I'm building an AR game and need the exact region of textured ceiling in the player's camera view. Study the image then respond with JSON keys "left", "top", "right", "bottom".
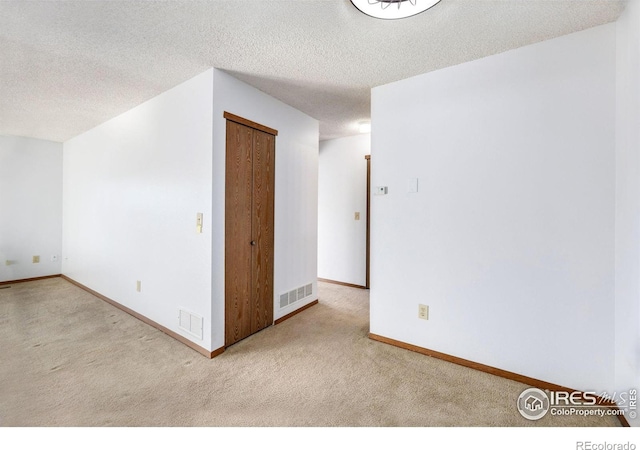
{"left": 0, "top": 0, "right": 625, "bottom": 143}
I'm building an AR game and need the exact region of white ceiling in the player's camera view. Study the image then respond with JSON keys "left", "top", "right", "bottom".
{"left": 0, "top": 0, "right": 625, "bottom": 143}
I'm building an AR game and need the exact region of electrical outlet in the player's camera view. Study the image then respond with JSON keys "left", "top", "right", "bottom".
{"left": 355, "top": 212, "right": 360, "bottom": 220}
{"left": 418, "top": 304, "right": 429, "bottom": 320}
{"left": 136, "top": 280, "right": 141, "bottom": 292}
{"left": 32, "top": 255, "right": 40, "bottom": 264}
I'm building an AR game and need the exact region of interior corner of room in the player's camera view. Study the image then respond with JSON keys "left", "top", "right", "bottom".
{"left": 1, "top": 68, "right": 320, "bottom": 357}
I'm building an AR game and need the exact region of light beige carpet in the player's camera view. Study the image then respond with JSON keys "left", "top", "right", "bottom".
{"left": 0, "top": 278, "right": 621, "bottom": 427}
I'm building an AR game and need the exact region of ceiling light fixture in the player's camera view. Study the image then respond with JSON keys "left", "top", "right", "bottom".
{"left": 351, "top": 0, "right": 442, "bottom": 20}
{"left": 358, "top": 121, "right": 371, "bottom": 133}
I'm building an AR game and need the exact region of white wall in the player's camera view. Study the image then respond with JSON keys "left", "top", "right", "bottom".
{"left": 615, "top": 0, "right": 640, "bottom": 426}
{"left": 0, "top": 136, "right": 62, "bottom": 282}
{"left": 63, "top": 70, "right": 214, "bottom": 351}
{"left": 211, "top": 69, "right": 319, "bottom": 349}
{"left": 370, "top": 24, "right": 616, "bottom": 391}
{"left": 318, "top": 134, "right": 370, "bottom": 287}
{"left": 62, "top": 67, "right": 318, "bottom": 353}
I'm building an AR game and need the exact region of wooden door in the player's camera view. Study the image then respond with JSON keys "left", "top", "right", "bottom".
{"left": 225, "top": 114, "right": 276, "bottom": 347}
{"left": 225, "top": 120, "right": 254, "bottom": 345}
{"left": 250, "top": 129, "right": 275, "bottom": 333}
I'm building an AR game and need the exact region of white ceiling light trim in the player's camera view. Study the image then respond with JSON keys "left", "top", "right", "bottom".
{"left": 359, "top": 121, "right": 371, "bottom": 133}
{"left": 351, "top": 0, "right": 442, "bottom": 20}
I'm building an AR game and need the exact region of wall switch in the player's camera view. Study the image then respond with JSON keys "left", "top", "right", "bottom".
{"left": 375, "top": 186, "right": 388, "bottom": 196}
{"left": 196, "top": 213, "right": 203, "bottom": 233}
{"left": 136, "top": 280, "right": 142, "bottom": 292}
{"left": 419, "top": 304, "right": 429, "bottom": 320}
{"left": 32, "top": 255, "right": 40, "bottom": 264}
{"left": 355, "top": 212, "right": 360, "bottom": 220}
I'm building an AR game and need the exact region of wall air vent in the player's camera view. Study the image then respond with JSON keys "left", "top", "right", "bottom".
{"left": 178, "top": 309, "right": 203, "bottom": 340}
{"left": 280, "top": 282, "right": 314, "bottom": 309}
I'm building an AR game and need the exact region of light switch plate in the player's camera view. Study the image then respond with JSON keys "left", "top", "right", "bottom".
{"left": 196, "top": 213, "right": 203, "bottom": 233}
{"left": 375, "top": 186, "right": 388, "bottom": 195}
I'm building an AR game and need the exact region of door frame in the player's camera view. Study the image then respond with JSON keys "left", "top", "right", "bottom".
{"left": 365, "top": 154, "right": 371, "bottom": 289}
{"left": 223, "top": 111, "right": 279, "bottom": 137}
